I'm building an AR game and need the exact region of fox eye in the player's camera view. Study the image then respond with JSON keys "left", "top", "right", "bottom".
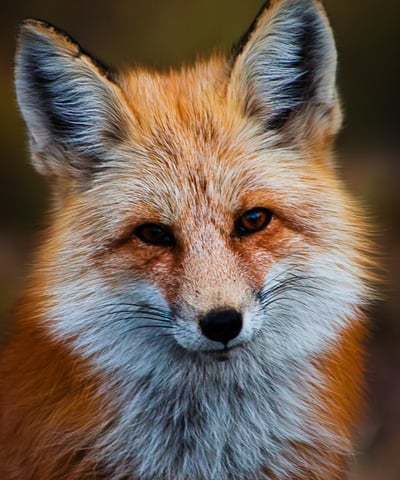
{"left": 134, "top": 223, "right": 176, "bottom": 247}
{"left": 235, "top": 208, "right": 273, "bottom": 237}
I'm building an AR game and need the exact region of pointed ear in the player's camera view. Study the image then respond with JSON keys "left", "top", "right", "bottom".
{"left": 228, "top": 0, "right": 342, "bottom": 143}
{"left": 15, "top": 20, "right": 133, "bottom": 178}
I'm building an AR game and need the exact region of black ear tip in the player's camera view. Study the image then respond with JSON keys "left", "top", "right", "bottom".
{"left": 20, "top": 18, "right": 51, "bottom": 28}
{"left": 16, "top": 20, "right": 55, "bottom": 53}
{"left": 16, "top": 20, "right": 48, "bottom": 62}
{"left": 17, "top": 18, "right": 80, "bottom": 52}
{"left": 231, "top": 1, "right": 272, "bottom": 61}
{"left": 18, "top": 19, "right": 56, "bottom": 38}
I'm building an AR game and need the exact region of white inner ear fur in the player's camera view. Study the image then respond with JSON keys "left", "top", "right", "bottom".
{"left": 14, "top": 21, "right": 134, "bottom": 177}
{"left": 228, "top": 0, "right": 341, "bottom": 136}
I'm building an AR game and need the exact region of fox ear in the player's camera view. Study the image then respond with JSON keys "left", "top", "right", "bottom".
{"left": 229, "top": 0, "right": 342, "bottom": 141}
{"left": 15, "top": 20, "right": 132, "bottom": 178}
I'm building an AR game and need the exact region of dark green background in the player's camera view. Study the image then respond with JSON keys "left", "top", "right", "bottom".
{"left": 1, "top": 1, "right": 399, "bottom": 477}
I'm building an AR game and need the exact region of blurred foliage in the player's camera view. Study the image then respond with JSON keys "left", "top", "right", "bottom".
{"left": 1, "top": 1, "right": 399, "bottom": 478}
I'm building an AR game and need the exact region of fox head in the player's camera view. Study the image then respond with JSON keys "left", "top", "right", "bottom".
{"left": 13, "top": 1, "right": 374, "bottom": 478}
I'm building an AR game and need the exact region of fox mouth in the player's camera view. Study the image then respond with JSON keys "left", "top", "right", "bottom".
{"left": 212, "top": 350, "right": 233, "bottom": 362}
{"left": 203, "top": 344, "right": 243, "bottom": 362}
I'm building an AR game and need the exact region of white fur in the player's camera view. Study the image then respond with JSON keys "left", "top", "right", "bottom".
{"left": 15, "top": 2, "right": 367, "bottom": 479}
{"left": 230, "top": 0, "right": 339, "bottom": 132}
{"left": 45, "top": 244, "right": 363, "bottom": 479}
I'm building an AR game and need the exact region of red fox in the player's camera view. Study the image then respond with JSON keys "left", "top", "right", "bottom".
{"left": 1, "top": 1, "right": 375, "bottom": 479}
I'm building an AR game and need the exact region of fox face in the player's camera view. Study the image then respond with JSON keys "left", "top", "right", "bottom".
{"left": 4, "top": 1, "right": 375, "bottom": 479}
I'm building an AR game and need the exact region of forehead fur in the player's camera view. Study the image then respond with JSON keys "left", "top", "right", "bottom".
{"left": 87, "top": 57, "right": 335, "bottom": 225}
{"left": 120, "top": 57, "right": 231, "bottom": 139}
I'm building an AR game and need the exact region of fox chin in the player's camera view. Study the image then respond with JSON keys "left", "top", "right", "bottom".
{"left": 1, "top": 1, "right": 376, "bottom": 479}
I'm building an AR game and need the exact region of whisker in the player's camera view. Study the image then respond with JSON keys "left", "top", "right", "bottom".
{"left": 94, "top": 307, "right": 170, "bottom": 316}
{"left": 91, "top": 311, "right": 172, "bottom": 323}
{"left": 263, "top": 275, "right": 319, "bottom": 293}
{"left": 107, "top": 322, "right": 176, "bottom": 337}
{"left": 153, "top": 332, "right": 177, "bottom": 340}
{"left": 124, "top": 325, "right": 175, "bottom": 338}
{"left": 260, "top": 274, "right": 323, "bottom": 297}
{"left": 94, "top": 316, "right": 174, "bottom": 329}
{"left": 258, "top": 272, "right": 328, "bottom": 314}
{"left": 92, "top": 302, "right": 171, "bottom": 316}
{"left": 260, "top": 285, "right": 324, "bottom": 305}
{"left": 129, "top": 324, "right": 175, "bottom": 330}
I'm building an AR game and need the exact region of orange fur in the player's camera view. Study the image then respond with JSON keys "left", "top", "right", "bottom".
{"left": 1, "top": 2, "right": 377, "bottom": 479}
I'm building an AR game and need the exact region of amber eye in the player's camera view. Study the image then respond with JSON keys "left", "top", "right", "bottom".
{"left": 235, "top": 208, "right": 273, "bottom": 237}
{"left": 134, "top": 223, "right": 175, "bottom": 247}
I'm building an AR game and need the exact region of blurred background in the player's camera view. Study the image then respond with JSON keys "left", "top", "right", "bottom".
{"left": 0, "top": 0, "right": 399, "bottom": 477}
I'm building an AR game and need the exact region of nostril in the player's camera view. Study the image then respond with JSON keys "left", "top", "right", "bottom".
{"left": 200, "top": 309, "right": 242, "bottom": 345}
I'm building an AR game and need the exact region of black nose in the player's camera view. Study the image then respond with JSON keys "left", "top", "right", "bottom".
{"left": 200, "top": 309, "right": 243, "bottom": 345}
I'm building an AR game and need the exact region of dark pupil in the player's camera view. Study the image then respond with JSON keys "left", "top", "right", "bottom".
{"left": 236, "top": 208, "right": 271, "bottom": 236}
{"left": 145, "top": 226, "right": 165, "bottom": 240}
{"left": 244, "top": 211, "right": 264, "bottom": 227}
{"left": 136, "top": 224, "right": 174, "bottom": 246}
